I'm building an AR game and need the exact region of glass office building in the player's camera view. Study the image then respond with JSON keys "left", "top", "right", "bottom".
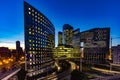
{"left": 24, "top": 1, "right": 55, "bottom": 79}
{"left": 63, "top": 24, "right": 73, "bottom": 46}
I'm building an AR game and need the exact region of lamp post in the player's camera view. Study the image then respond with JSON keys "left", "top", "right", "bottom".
{"left": 80, "top": 42, "right": 84, "bottom": 72}
{"left": 80, "top": 47, "right": 83, "bottom": 72}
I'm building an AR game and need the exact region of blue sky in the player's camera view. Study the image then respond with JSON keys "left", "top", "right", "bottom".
{"left": 0, "top": 0, "right": 120, "bottom": 49}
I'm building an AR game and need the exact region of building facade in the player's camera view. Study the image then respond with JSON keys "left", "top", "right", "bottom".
{"left": 24, "top": 1, "right": 55, "bottom": 79}
{"left": 55, "top": 25, "right": 80, "bottom": 58}
{"left": 58, "top": 31, "right": 63, "bottom": 46}
{"left": 80, "top": 28, "right": 110, "bottom": 64}
{"left": 54, "top": 45, "right": 73, "bottom": 58}
{"left": 112, "top": 45, "right": 120, "bottom": 64}
{"left": 63, "top": 24, "right": 73, "bottom": 46}
{"left": 72, "top": 29, "right": 81, "bottom": 57}
{"left": 0, "top": 47, "right": 11, "bottom": 58}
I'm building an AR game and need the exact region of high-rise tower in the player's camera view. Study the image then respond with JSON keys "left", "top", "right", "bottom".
{"left": 63, "top": 24, "right": 73, "bottom": 46}
{"left": 24, "top": 1, "right": 55, "bottom": 79}
{"left": 16, "top": 41, "right": 20, "bottom": 50}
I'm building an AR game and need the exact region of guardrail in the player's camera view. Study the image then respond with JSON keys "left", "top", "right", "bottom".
{"left": 0, "top": 68, "right": 21, "bottom": 80}
{"left": 92, "top": 74, "right": 120, "bottom": 80}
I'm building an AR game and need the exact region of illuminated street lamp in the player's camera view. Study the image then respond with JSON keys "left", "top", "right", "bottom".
{"left": 9, "top": 58, "right": 13, "bottom": 62}
{"left": 0, "top": 61, "right": 3, "bottom": 65}
{"left": 80, "top": 42, "right": 84, "bottom": 72}
{"left": 3, "top": 59, "right": 9, "bottom": 64}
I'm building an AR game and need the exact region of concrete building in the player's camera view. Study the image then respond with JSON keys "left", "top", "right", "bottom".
{"left": 80, "top": 28, "right": 110, "bottom": 64}
{"left": 112, "top": 45, "right": 120, "bottom": 64}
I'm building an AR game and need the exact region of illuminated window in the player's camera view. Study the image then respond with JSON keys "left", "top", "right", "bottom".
{"left": 29, "top": 40, "right": 31, "bottom": 42}
{"left": 33, "top": 62, "right": 35, "bottom": 64}
{"left": 30, "top": 62, "right": 32, "bottom": 65}
{"left": 30, "top": 59, "right": 32, "bottom": 61}
{"left": 32, "top": 9, "right": 34, "bottom": 12}
{"left": 29, "top": 32, "right": 31, "bottom": 34}
{"left": 28, "top": 8, "right": 31, "bottom": 10}
{"left": 33, "top": 44, "right": 35, "bottom": 46}
{"left": 32, "top": 32, "right": 34, "bottom": 35}
{"left": 28, "top": 12, "right": 31, "bottom": 14}
{"left": 35, "top": 12, "right": 37, "bottom": 14}
{"left": 32, "top": 13, "right": 34, "bottom": 16}
{"left": 35, "top": 19, "right": 37, "bottom": 22}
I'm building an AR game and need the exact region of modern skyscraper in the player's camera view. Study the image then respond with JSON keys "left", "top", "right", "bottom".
{"left": 80, "top": 28, "right": 110, "bottom": 64}
{"left": 63, "top": 24, "right": 73, "bottom": 46}
{"left": 58, "top": 31, "right": 63, "bottom": 46}
{"left": 72, "top": 28, "right": 80, "bottom": 57}
{"left": 72, "top": 28, "right": 80, "bottom": 48}
{"left": 24, "top": 1, "right": 55, "bottom": 79}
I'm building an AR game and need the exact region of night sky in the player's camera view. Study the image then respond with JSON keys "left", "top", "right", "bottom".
{"left": 0, "top": 0, "right": 120, "bottom": 49}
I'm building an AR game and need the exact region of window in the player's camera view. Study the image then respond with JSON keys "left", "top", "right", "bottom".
{"left": 32, "top": 9, "right": 34, "bottom": 12}
{"left": 29, "top": 40, "right": 31, "bottom": 42}
{"left": 28, "top": 8, "right": 31, "bottom": 10}
{"left": 35, "top": 12, "right": 37, "bottom": 14}
{"left": 32, "top": 13, "right": 34, "bottom": 16}
{"left": 28, "top": 12, "right": 31, "bottom": 14}
{"left": 29, "top": 32, "right": 31, "bottom": 34}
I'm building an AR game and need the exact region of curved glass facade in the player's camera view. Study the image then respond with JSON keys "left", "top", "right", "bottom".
{"left": 24, "top": 1, "right": 55, "bottom": 78}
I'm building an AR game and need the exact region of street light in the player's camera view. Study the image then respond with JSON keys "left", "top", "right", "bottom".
{"left": 80, "top": 42, "right": 84, "bottom": 72}
{"left": 0, "top": 61, "right": 3, "bottom": 65}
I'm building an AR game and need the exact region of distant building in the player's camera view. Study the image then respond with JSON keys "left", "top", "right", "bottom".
{"left": 112, "top": 45, "right": 120, "bottom": 64}
{"left": 80, "top": 28, "right": 110, "bottom": 64}
{"left": 24, "top": 1, "right": 56, "bottom": 79}
{"left": 58, "top": 31, "right": 63, "bottom": 46}
{"left": 15, "top": 41, "right": 24, "bottom": 61}
{"left": 54, "top": 45, "right": 73, "bottom": 58}
{"left": 56, "top": 25, "right": 80, "bottom": 58}
{"left": 0, "top": 47, "right": 11, "bottom": 58}
{"left": 16, "top": 41, "right": 23, "bottom": 53}
{"left": 16, "top": 41, "right": 20, "bottom": 50}
{"left": 63, "top": 24, "right": 73, "bottom": 46}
